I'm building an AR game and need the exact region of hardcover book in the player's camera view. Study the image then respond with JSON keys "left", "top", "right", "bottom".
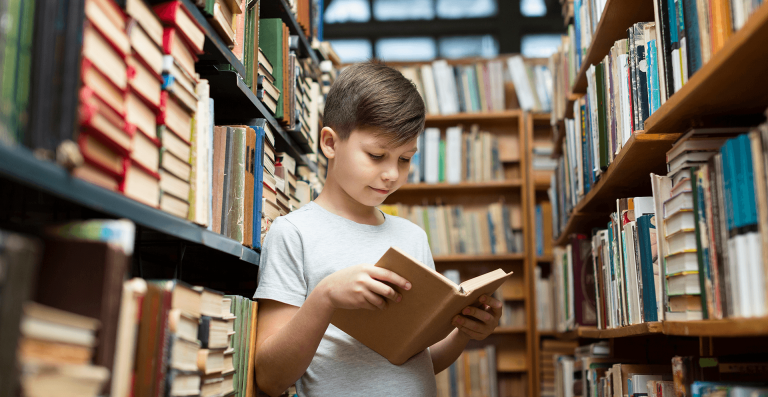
{"left": 330, "top": 247, "right": 513, "bottom": 365}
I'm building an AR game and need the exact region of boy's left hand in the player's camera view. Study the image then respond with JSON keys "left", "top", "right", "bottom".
{"left": 452, "top": 294, "right": 503, "bottom": 341}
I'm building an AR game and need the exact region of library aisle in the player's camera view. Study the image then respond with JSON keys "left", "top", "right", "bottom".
{"left": 2, "top": 0, "right": 768, "bottom": 396}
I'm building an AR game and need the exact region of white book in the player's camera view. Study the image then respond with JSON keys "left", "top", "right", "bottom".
{"left": 619, "top": 53, "right": 633, "bottom": 143}
{"left": 667, "top": 272, "right": 701, "bottom": 295}
{"left": 445, "top": 127, "right": 462, "bottom": 184}
{"left": 192, "top": 79, "right": 210, "bottom": 227}
{"left": 665, "top": 210, "right": 695, "bottom": 236}
{"left": 671, "top": 48, "right": 683, "bottom": 92}
{"left": 419, "top": 65, "right": 440, "bottom": 115}
{"left": 506, "top": 55, "right": 535, "bottom": 111}
{"left": 665, "top": 310, "right": 703, "bottom": 321}
{"left": 666, "top": 230, "right": 697, "bottom": 255}
{"left": 664, "top": 191, "right": 694, "bottom": 217}
{"left": 432, "top": 60, "right": 459, "bottom": 115}
{"left": 747, "top": 231, "right": 766, "bottom": 317}
{"left": 634, "top": 196, "right": 655, "bottom": 217}
{"left": 734, "top": 233, "right": 754, "bottom": 317}
{"left": 665, "top": 250, "right": 699, "bottom": 275}
{"left": 624, "top": 222, "right": 642, "bottom": 325}
{"left": 424, "top": 128, "right": 441, "bottom": 184}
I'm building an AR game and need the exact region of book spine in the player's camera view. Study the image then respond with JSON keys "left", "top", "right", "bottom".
{"left": 595, "top": 63, "right": 609, "bottom": 170}
{"left": 634, "top": 24, "right": 650, "bottom": 129}
{"left": 682, "top": 0, "right": 702, "bottom": 77}
{"left": 691, "top": 167, "right": 711, "bottom": 319}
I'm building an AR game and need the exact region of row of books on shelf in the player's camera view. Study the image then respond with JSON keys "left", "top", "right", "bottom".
{"left": 551, "top": 0, "right": 764, "bottom": 125}
{"left": 553, "top": 344, "right": 768, "bottom": 397}
{"left": 540, "top": 339, "right": 580, "bottom": 397}
{"left": 0, "top": 220, "right": 264, "bottom": 397}
{"left": 379, "top": 202, "right": 525, "bottom": 257}
{"left": 435, "top": 346, "right": 499, "bottom": 397}
{"left": 407, "top": 125, "right": 513, "bottom": 185}
{"left": 395, "top": 55, "right": 553, "bottom": 116}
{"left": 549, "top": 125, "right": 768, "bottom": 330}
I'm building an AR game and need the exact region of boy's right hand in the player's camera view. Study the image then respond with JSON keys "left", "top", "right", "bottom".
{"left": 317, "top": 264, "right": 412, "bottom": 311}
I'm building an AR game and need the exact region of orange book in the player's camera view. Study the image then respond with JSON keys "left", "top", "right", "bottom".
{"left": 330, "top": 247, "right": 512, "bottom": 365}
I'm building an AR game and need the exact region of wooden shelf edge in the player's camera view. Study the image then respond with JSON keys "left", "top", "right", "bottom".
{"left": 579, "top": 322, "right": 662, "bottom": 338}
{"left": 497, "top": 367, "right": 528, "bottom": 373}
{"left": 395, "top": 180, "right": 523, "bottom": 192}
{"left": 433, "top": 254, "right": 526, "bottom": 262}
{"left": 425, "top": 110, "right": 523, "bottom": 122}
{"left": 663, "top": 316, "right": 768, "bottom": 337}
{"left": 493, "top": 327, "right": 528, "bottom": 334}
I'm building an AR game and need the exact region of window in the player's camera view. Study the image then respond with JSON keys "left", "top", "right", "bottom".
{"left": 328, "top": 39, "right": 373, "bottom": 63}
{"left": 520, "top": 0, "right": 547, "bottom": 17}
{"left": 437, "top": 0, "right": 497, "bottom": 19}
{"left": 376, "top": 37, "right": 437, "bottom": 61}
{"left": 373, "top": 0, "right": 434, "bottom": 20}
{"left": 438, "top": 35, "right": 499, "bottom": 59}
{"left": 521, "top": 34, "right": 561, "bottom": 58}
{"left": 324, "top": 0, "right": 371, "bottom": 24}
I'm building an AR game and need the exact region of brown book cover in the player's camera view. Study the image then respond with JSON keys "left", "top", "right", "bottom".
{"left": 212, "top": 126, "right": 228, "bottom": 233}
{"left": 244, "top": 302, "right": 258, "bottom": 397}
{"left": 34, "top": 239, "right": 128, "bottom": 395}
{"left": 330, "top": 247, "right": 512, "bottom": 365}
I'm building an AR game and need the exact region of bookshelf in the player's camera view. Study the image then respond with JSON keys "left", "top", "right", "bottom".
{"left": 570, "top": 0, "right": 655, "bottom": 93}
{"left": 541, "top": 1, "right": 768, "bottom": 396}
{"left": 0, "top": 0, "right": 323, "bottom": 286}
{"left": 383, "top": 101, "right": 536, "bottom": 393}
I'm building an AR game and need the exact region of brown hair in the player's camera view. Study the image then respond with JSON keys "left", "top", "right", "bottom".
{"left": 323, "top": 61, "right": 426, "bottom": 147}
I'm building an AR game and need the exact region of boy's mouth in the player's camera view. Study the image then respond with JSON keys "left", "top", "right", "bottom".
{"left": 369, "top": 187, "right": 390, "bottom": 194}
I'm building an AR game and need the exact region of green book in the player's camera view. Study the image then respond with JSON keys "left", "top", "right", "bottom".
{"left": 690, "top": 167, "right": 710, "bottom": 319}
{"left": 259, "top": 18, "right": 284, "bottom": 119}
{"left": 227, "top": 295, "right": 241, "bottom": 393}
{"left": 438, "top": 139, "right": 446, "bottom": 182}
{"left": 595, "top": 62, "right": 609, "bottom": 170}
{"left": 242, "top": 4, "right": 253, "bottom": 88}
{"left": 239, "top": 299, "right": 250, "bottom": 396}
{"left": 226, "top": 127, "right": 246, "bottom": 244}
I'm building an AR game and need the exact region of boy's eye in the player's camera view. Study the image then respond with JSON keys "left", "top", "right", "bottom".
{"left": 399, "top": 157, "right": 412, "bottom": 163}
{"left": 368, "top": 153, "right": 384, "bottom": 160}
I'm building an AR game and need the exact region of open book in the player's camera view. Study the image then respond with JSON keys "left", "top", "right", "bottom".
{"left": 330, "top": 247, "right": 513, "bottom": 365}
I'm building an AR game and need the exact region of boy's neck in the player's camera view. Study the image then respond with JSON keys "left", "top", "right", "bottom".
{"left": 313, "top": 173, "right": 385, "bottom": 226}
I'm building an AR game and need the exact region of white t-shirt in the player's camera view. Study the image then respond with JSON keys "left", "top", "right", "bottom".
{"left": 254, "top": 201, "right": 438, "bottom": 396}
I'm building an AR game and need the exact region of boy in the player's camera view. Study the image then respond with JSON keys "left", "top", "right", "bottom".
{"left": 253, "top": 61, "right": 504, "bottom": 396}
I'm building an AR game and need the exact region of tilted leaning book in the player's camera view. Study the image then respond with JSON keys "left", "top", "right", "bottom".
{"left": 330, "top": 247, "right": 513, "bottom": 365}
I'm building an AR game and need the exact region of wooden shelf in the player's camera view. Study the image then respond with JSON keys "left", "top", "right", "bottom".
{"left": 424, "top": 110, "right": 523, "bottom": 123}
{"left": 433, "top": 253, "right": 526, "bottom": 263}
{"left": 493, "top": 326, "right": 528, "bottom": 334}
{"left": 531, "top": 112, "right": 552, "bottom": 121}
{"left": 579, "top": 322, "right": 662, "bottom": 338}
{"left": 553, "top": 132, "right": 680, "bottom": 246}
{"left": 395, "top": 180, "right": 523, "bottom": 194}
{"left": 644, "top": 2, "right": 768, "bottom": 135}
{"left": 570, "top": 0, "right": 655, "bottom": 93}
{"left": 663, "top": 317, "right": 768, "bottom": 337}
{"left": 564, "top": 93, "right": 581, "bottom": 119}
{"left": 497, "top": 366, "right": 528, "bottom": 373}
{"left": 0, "top": 144, "right": 259, "bottom": 265}
{"left": 536, "top": 255, "right": 554, "bottom": 263}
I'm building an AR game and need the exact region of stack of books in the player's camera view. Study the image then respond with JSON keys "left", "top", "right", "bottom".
{"left": 435, "top": 346, "right": 498, "bottom": 397}
{"left": 652, "top": 127, "right": 768, "bottom": 321}
{"left": 379, "top": 202, "right": 525, "bottom": 256}
{"left": 532, "top": 138, "right": 557, "bottom": 185}
{"left": 200, "top": 0, "right": 242, "bottom": 47}
{"left": 223, "top": 294, "right": 258, "bottom": 397}
{"left": 75, "top": 0, "right": 141, "bottom": 195}
{"left": 153, "top": 1, "right": 206, "bottom": 219}
{"left": 396, "top": 59, "right": 509, "bottom": 116}
{"left": 409, "top": 125, "right": 509, "bottom": 185}
{"left": 16, "top": 303, "right": 110, "bottom": 397}
{"left": 256, "top": 48, "right": 281, "bottom": 114}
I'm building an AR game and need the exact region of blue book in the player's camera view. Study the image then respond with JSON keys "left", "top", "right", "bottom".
{"left": 734, "top": 136, "right": 749, "bottom": 229}
{"left": 448, "top": 362, "right": 458, "bottom": 397}
{"left": 250, "top": 120, "right": 268, "bottom": 250}
{"left": 647, "top": 39, "right": 661, "bottom": 114}
{"left": 487, "top": 211, "right": 496, "bottom": 254}
{"left": 741, "top": 134, "right": 758, "bottom": 227}
{"left": 574, "top": 0, "right": 583, "bottom": 68}
{"left": 535, "top": 205, "right": 543, "bottom": 256}
{"left": 721, "top": 140, "right": 737, "bottom": 231}
{"left": 682, "top": 0, "right": 702, "bottom": 76}
{"left": 637, "top": 214, "right": 659, "bottom": 321}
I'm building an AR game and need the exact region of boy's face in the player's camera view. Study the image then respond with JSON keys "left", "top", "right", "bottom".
{"left": 324, "top": 128, "right": 417, "bottom": 207}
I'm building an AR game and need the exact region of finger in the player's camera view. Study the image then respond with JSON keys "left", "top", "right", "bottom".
{"left": 479, "top": 294, "right": 503, "bottom": 311}
{"left": 368, "top": 267, "right": 412, "bottom": 291}
{"left": 457, "top": 325, "right": 486, "bottom": 340}
{"left": 365, "top": 279, "right": 402, "bottom": 302}
{"left": 461, "top": 306, "right": 495, "bottom": 324}
{"left": 363, "top": 290, "right": 387, "bottom": 310}
{"left": 453, "top": 315, "right": 487, "bottom": 334}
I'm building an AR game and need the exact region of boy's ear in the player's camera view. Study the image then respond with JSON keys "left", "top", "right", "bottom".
{"left": 320, "top": 127, "right": 338, "bottom": 159}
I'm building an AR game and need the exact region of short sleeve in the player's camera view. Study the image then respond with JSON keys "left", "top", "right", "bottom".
{"left": 253, "top": 217, "right": 307, "bottom": 307}
{"left": 420, "top": 228, "right": 436, "bottom": 271}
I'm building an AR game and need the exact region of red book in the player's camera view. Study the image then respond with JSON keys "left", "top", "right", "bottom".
{"left": 161, "top": 27, "right": 198, "bottom": 82}
{"left": 78, "top": 132, "right": 128, "bottom": 179}
{"left": 152, "top": 1, "right": 205, "bottom": 54}
{"left": 79, "top": 87, "right": 134, "bottom": 156}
